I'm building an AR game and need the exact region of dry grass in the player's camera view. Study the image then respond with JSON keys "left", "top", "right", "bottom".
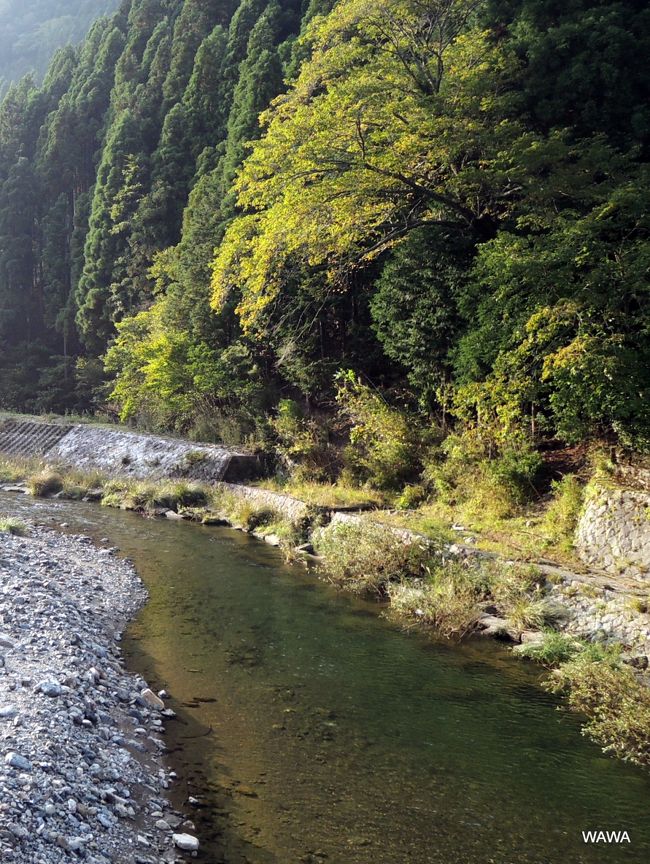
{"left": 28, "top": 470, "right": 64, "bottom": 498}
{"left": 255, "top": 478, "right": 384, "bottom": 509}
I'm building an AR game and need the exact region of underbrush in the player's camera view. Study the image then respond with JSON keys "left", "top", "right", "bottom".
{"left": 422, "top": 431, "right": 542, "bottom": 522}
{"left": 489, "top": 563, "right": 555, "bottom": 630}
{"left": 101, "top": 479, "right": 209, "bottom": 512}
{"left": 256, "top": 478, "right": 384, "bottom": 509}
{"left": 513, "top": 635, "right": 650, "bottom": 766}
{"left": 389, "top": 560, "right": 491, "bottom": 637}
{"left": 313, "top": 519, "right": 558, "bottom": 637}
{"left": 215, "top": 492, "right": 278, "bottom": 531}
{"left": 540, "top": 475, "right": 585, "bottom": 552}
{"left": 0, "top": 457, "right": 44, "bottom": 484}
{"left": 3, "top": 461, "right": 107, "bottom": 500}
{"left": 207, "top": 490, "right": 307, "bottom": 558}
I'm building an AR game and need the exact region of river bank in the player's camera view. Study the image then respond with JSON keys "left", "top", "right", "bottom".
{"left": 0, "top": 522, "right": 197, "bottom": 862}
{"left": 1, "top": 443, "right": 650, "bottom": 769}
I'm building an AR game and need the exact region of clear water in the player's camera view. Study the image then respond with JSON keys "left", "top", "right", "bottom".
{"left": 2, "top": 491, "right": 650, "bottom": 863}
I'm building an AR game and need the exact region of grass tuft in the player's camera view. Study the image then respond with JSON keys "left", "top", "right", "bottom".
{"left": 28, "top": 469, "right": 63, "bottom": 498}
{"left": 0, "top": 516, "right": 29, "bottom": 536}
{"left": 313, "top": 520, "right": 435, "bottom": 595}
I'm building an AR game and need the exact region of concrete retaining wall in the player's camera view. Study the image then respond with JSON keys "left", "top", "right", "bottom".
{"left": 0, "top": 418, "right": 262, "bottom": 483}
{"left": 215, "top": 482, "right": 311, "bottom": 523}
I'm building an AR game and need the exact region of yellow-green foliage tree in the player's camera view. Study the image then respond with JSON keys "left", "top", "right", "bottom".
{"left": 212, "top": 0, "right": 532, "bottom": 330}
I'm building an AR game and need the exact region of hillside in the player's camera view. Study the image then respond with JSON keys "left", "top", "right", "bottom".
{"left": 0, "top": 0, "right": 648, "bottom": 511}
{"left": 0, "top": 0, "right": 118, "bottom": 93}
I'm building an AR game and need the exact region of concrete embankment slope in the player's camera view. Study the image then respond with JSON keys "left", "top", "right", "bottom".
{"left": 0, "top": 417, "right": 262, "bottom": 483}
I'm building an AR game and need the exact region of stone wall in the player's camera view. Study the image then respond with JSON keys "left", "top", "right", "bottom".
{"left": 575, "top": 484, "right": 650, "bottom": 580}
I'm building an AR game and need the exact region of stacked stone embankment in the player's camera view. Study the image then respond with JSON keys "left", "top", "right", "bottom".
{"left": 576, "top": 483, "right": 650, "bottom": 581}
{"left": 0, "top": 419, "right": 72, "bottom": 458}
{"left": 0, "top": 417, "right": 262, "bottom": 483}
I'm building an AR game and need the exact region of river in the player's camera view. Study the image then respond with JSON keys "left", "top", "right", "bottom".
{"left": 2, "top": 490, "right": 649, "bottom": 863}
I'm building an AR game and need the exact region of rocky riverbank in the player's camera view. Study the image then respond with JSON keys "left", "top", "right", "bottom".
{"left": 0, "top": 524, "right": 198, "bottom": 862}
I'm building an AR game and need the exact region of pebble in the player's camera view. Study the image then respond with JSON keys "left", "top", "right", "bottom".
{"left": 0, "top": 525, "right": 188, "bottom": 863}
{"left": 5, "top": 751, "right": 31, "bottom": 770}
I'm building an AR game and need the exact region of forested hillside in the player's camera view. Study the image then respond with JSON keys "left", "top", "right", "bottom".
{"left": 0, "top": 0, "right": 118, "bottom": 93}
{"left": 0, "top": 0, "right": 648, "bottom": 500}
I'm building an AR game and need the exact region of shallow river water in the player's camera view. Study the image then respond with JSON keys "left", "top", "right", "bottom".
{"left": 2, "top": 490, "right": 650, "bottom": 863}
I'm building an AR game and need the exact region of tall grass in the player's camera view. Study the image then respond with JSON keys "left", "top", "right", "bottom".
{"left": 313, "top": 520, "right": 435, "bottom": 595}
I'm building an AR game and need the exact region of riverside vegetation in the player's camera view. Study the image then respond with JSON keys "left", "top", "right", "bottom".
{"left": 0, "top": 0, "right": 648, "bottom": 772}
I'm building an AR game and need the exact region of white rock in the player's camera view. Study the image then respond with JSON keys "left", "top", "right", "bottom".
{"left": 173, "top": 833, "right": 200, "bottom": 852}
{"left": 140, "top": 688, "right": 165, "bottom": 710}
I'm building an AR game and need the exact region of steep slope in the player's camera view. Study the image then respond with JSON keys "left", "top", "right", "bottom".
{"left": 0, "top": 0, "right": 118, "bottom": 93}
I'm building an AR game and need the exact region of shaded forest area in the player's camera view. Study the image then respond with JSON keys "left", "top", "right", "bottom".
{"left": 0, "top": 0, "right": 648, "bottom": 503}
{"left": 0, "top": 0, "right": 118, "bottom": 94}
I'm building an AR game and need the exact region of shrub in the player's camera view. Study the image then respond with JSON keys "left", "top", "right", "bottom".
{"left": 546, "top": 647, "right": 650, "bottom": 766}
{"left": 313, "top": 520, "right": 434, "bottom": 595}
{"left": 213, "top": 490, "right": 281, "bottom": 532}
{"left": 336, "top": 371, "right": 425, "bottom": 491}
{"left": 490, "top": 563, "right": 552, "bottom": 629}
{"left": 423, "top": 431, "right": 542, "bottom": 521}
{"left": 395, "top": 484, "right": 428, "bottom": 510}
{"left": 28, "top": 470, "right": 63, "bottom": 497}
{"left": 541, "top": 474, "right": 584, "bottom": 548}
{"left": 271, "top": 399, "right": 333, "bottom": 482}
{"left": 389, "top": 559, "right": 491, "bottom": 637}
{"left": 514, "top": 631, "right": 583, "bottom": 666}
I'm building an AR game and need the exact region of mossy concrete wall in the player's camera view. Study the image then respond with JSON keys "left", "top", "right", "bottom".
{"left": 575, "top": 484, "right": 650, "bottom": 580}
{"left": 0, "top": 418, "right": 262, "bottom": 483}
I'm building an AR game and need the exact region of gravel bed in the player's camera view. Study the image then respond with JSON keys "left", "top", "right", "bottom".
{"left": 0, "top": 525, "right": 198, "bottom": 862}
